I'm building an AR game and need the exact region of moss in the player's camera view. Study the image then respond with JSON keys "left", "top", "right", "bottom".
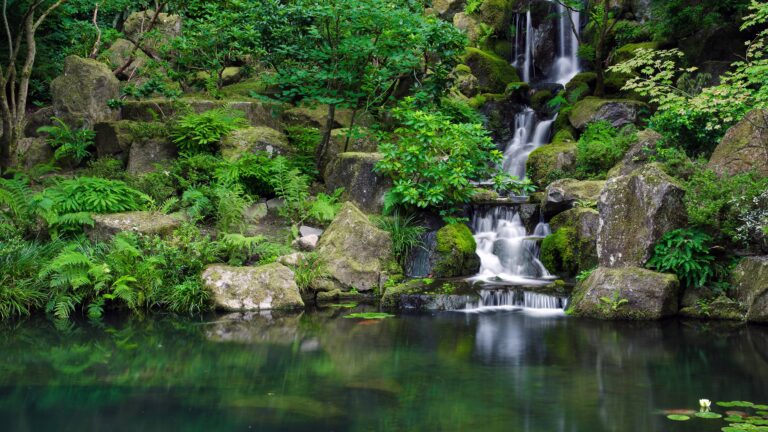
{"left": 531, "top": 89, "right": 553, "bottom": 111}
{"left": 491, "top": 40, "right": 514, "bottom": 59}
{"left": 218, "top": 78, "right": 270, "bottom": 99}
{"left": 462, "top": 47, "right": 520, "bottom": 93}
{"left": 613, "top": 41, "right": 661, "bottom": 65}
{"left": 540, "top": 228, "right": 578, "bottom": 275}
{"left": 526, "top": 139, "right": 577, "bottom": 187}
{"left": 432, "top": 224, "right": 480, "bottom": 278}
{"left": 476, "top": 0, "right": 513, "bottom": 32}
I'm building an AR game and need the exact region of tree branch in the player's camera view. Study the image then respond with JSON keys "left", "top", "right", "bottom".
{"left": 89, "top": 3, "right": 102, "bottom": 59}
{"left": 114, "top": 2, "right": 167, "bottom": 76}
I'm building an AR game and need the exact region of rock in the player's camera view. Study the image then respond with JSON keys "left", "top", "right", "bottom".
{"left": 221, "top": 67, "right": 243, "bottom": 86}
{"left": 281, "top": 106, "right": 368, "bottom": 130}
{"left": 123, "top": 10, "right": 182, "bottom": 52}
{"left": 431, "top": 224, "right": 480, "bottom": 278}
{"left": 94, "top": 120, "right": 172, "bottom": 169}
{"left": 453, "top": 13, "right": 481, "bottom": 44}
{"left": 708, "top": 109, "right": 768, "bottom": 177}
{"left": 319, "top": 128, "right": 378, "bottom": 174}
{"left": 278, "top": 252, "right": 306, "bottom": 267}
{"left": 541, "top": 179, "right": 605, "bottom": 217}
{"left": 51, "top": 56, "right": 120, "bottom": 127}
{"left": 731, "top": 256, "right": 768, "bottom": 323}
{"left": 452, "top": 64, "right": 480, "bottom": 98}
{"left": 565, "top": 72, "right": 597, "bottom": 101}
{"left": 293, "top": 235, "right": 319, "bottom": 251}
{"left": 569, "top": 97, "right": 648, "bottom": 131}
{"left": 86, "top": 211, "right": 183, "bottom": 242}
{"left": 202, "top": 263, "right": 304, "bottom": 311}
{"left": 567, "top": 267, "right": 680, "bottom": 320}
{"left": 24, "top": 106, "right": 55, "bottom": 137}
{"left": 120, "top": 99, "right": 285, "bottom": 130}
{"left": 541, "top": 208, "right": 600, "bottom": 277}
{"left": 607, "top": 129, "right": 664, "bottom": 178}
{"left": 433, "top": 0, "right": 466, "bottom": 20}
{"left": 266, "top": 198, "right": 285, "bottom": 210}
{"left": 105, "top": 38, "right": 148, "bottom": 79}
{"left": 597, "top": 164, "right": 687, "bottom": 268}
{"left": 126, "top": 136, "right": 177, "bottom": 174}
{"left": 526, "top": 132, "right": 577, "bottom": 187}
{"left": 10, "top": 137, "right": 53, "bottom": 169}
{"left": 245, "top": 202, "right": 268, "bottom": 221}
{"left": 300, "top": 226, "right": 324, "bottom": 237}
{"left": 462, "top": 48, "right": 520, "bottom": 94}
{"left": 476, "top": 0, "right": 513, "bottom": 32}
{"left": 220, "top": 126, "right": 290, "bottom": 160}
{"left": 315, "top": 202, "right": 396, "bottom": 292}
{"left": 324, "top": 152, "right": 392, "bottom": 214}
{"left": 679, "top": 288, "right": 746, "bottom": 321}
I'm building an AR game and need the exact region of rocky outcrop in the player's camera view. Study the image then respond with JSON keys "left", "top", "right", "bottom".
{"left": 731, "top": 256, "right": 768, "bottom": 323}
{"left": 324, "top": 153, "right": 391, "bottom": 214}
{"left": 94, "top": 120, "right": 175, "bottom": 171}
{"left": 51, "top": 56, "right": 120, "bottom": 127}
{"left": 607, "top": 129, "right": 664, "bottom": 178}
{"left": 569, "top": 97, "right": 648, "bottom": 131}
{"left": 319, "top": 128, "right": 378, "bottom": 174}
{"left": 453, "top": 13, "right": 481, "bottom": 44}
{"left": 708, "top": 109, "right": 768, "bottom": 177}
{"left": 220, "top": 126, "right": 290, "bottom": 160}
{"left": 123, "top": 10, "right": 182, "bottom": 52}
{"left": 567, "top": 267, "right": 680, "bottom": 320}
{"left": 87, "top": 211, "right": 183, "bottom": 242}
{"left": 202, "top": 263, "right": 304, "bottom": 311}
{"left": 105, "top": 38, "right": 148, "bottom": 79}
{"left": 281, "top": 106, "right": 369, "bottom": 130}
{"left": 541, "top": 208, "right": 600, "bottom": 277}
{"left": 526, "top": 132, "right": 577, "bottom": 187}
{"left": 10, "top": 137, "right": 53, "bottom": 169}
{"left": 315, "top": 202, "right": 396, "bottom": 292}
{"left": 462, "top": 48, "right": 521, "bottom": 94}
{"left": 120, "top": 99, "right": 285, "bottom": 130}
{"left": 432, "top": 0, "right": 466, "bottom": 20}
{"left": 597, "top": 164, "right": 687, "bottom": 268}
{"left": 541, "top": 179, "right": 605, "bottom": 217}
{"left": 431, "top": 223, "right": 481, "bottom": 278}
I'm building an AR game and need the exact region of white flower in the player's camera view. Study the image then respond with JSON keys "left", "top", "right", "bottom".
{"left": 699, "top": 399, "right": 712, "bottom": 410}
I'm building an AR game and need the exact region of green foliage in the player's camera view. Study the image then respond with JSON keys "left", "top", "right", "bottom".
{"left": 171, "top": 109, "right": 248, "bottom": 153}
{"left": 37, "top": 117, "right": 96, "bottom": 165}
{"left": 649, "top": 0, "right": 751, "bottom": 40}
{"left": 465, "top": 0, "right": 483, "bottom": 15}
{"left": 0, "top": 174, "right": 36, "bottom": 233}
{"left": 492, "top": 174, "right": 537, "bottom": 196}
{"left": 598, "top": 291, "right": 629, "bottom": 313}
{"left": 646, "top": 229, "right": 715, "bottom": 289}
{"left": 376, "top": 212, "right": 426, "bottom": 268}
{"left": 377, "top": 99, "right": 501, "bottom": 217}
{"left": 290, "top": 253, "right": 327, "bottom": 293}
{"left": 576, "top": 268, "right": 596, "bottom": 282}
{"left": 576, "top": 121, "right": 637, "bottom": 178}
{"left": 307, "top": 190, "right": 344, "bottom": 225}
{"left": 269, "top": 156, "right": 310, "bottom": 226}
{"left": 219, "top": 233, "right": 266, "bottom": 265}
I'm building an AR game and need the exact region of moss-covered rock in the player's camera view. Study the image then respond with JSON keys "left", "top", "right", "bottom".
{"left": 220, "top": 126, "right": 290, "bottom": 160}
{"left": 104, "top": 38, "right": 148, "bottom": 79}
{"left": 541, "top": 179, "right": 605, "bottom": 216}
{"left": 463, "top": 48, "right": 521, "bottom": 94}
{"left": 530, "top": 89, "right": 553, "bottom": 111}
{"left": 432, "top": 0, "right": 466, "bottom": 21}
{"left": 679, "top": 288, "right": 747, "bottom": 321}
{"left": 431, "top": 224, "right": 481, "bottom": 278}
{"left": 597, "top": 164, "right": 687, "bottom": 268}
{"left": 10, "top": 138, "right": 53, "bottom": 170}
{"left": 120, "top": 98, "right": 285, "bottom": 130}
{"left": 568, "top": 97, "right": 648, "bottom": 131}
{"left": 612, "top": 41, "right": 661, "bottom": 65}
{"left": 93, "top": 120, "right": 174, "bottom": 172}
{"left": 731, "top": 256, "right": 768, "bottom": 323}
{"left": 526, "top": 136, "right": 578, "bottom": 187}
{"left": 476, "top": 0, "right": 513, "bottom": 32}
{"left": 51, "top": 56, "right": 120, "bottom": 127}
{"left": 282, "top": 105, "right": 370, "bottom": 130}
{"left": 315, "top": 202, "right": 396, "bottom": 292}
{"left": 708, "top": 109, "right": 768, "bottom": 177}
{"left": 87, "top": 211, "right": 184, "bottom": 242}
{"left": 123, "top": 10, "right": 182, "bottom": 51}
{"left": 380, "top": 278, "right": 477, "bottom": 310}
{"left": 324, "top": 152, "right": 391, "bottom": 214}
{"left": 453, "top": 64, "right": 480, "bottom": 98}
{"left": 453, "top": 12, "right": 482, "bottom": 44}
{"left": 202, "top": 263, "right": 304, "bottom": 311}
{"left": 565, "top": 72, "right": 597, "bottom": 101}
{"left": 567, "top": 266, "right": 679, "bottom": 320}
{"left": 607, "top": 129, "right": 664, "bottom": 178}
{"left": 541, "top": 208, "right": 599, "bottom": 278}
{"left": 319, "top": 128, "right": 379, "bottom": 173}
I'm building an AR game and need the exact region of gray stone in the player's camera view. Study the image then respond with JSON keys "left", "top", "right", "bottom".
{"left": 608, "top": 129, "right": 665, "bottom": 178}
{"left": 10, "top": 137, "right": 53, "bottom": 169}
{"left": 51, "top": 56, "right": 120, "bottom": 127}
{"left": 105, "top": 38, "right": 148, "bottom": 79}
{"left": 300, "top": 226, "right": 324, "bottom": 237}
{"left": 731, "top": 256, "right": 768, "bottom": 323}
{"left": 708, "top": 109, "right": 768, "bottom": 177}
{"left": 319, "top": 128, "right": 378, "bottom": 174}
{"left": 278, "top": 252, "right": 306, "bottom": 267}
{"left": 542, "top": 179, "right": 605, "bottom": 217}
{"left": 123, "top": 11, "right": 182, "bottom": 52}
{"left": 220, "top": 126, "right": 290, "bottom": 160}
{"left": 266, "top": 198, "right": 285, "bottom": 210}
{"left": 293, "top": 235, "right": 319, "bottom": 251}
{"left": 202, "top": 263, "right": 304, "bottom": 311}
{"left": 324, "top": 152, "right": 392, "bottom": 214}
{"left": 432, "top": 0, "right": 466, "bottom": 20}
{"left": 127, "top": 137, "right": 177, "bottom": 174}
{"left": 597, "top": 164, "right": 687, "bottom": 268}
{"left": 567, "top": 266, "right": 680, "bottom": 320}
{"left": 569, "top": 97, "right": 648, "bottom": 131}
{"left": 87, "top": 211, "right": 183, "bottom": 242}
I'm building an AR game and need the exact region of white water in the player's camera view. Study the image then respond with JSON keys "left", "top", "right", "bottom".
{"left": 552, "top": 1, "right": 581, "bottom": 85}
{"left": 461, "top": 289, "right": 568, "bottom": 314}
{"left": 502, "top": 109, "right": 556, "bottom": 179}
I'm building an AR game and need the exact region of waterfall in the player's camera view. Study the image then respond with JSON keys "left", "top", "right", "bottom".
{"left": 522, "top": 10, "right": 534, "bottom": 83}
{"left": 502, "top": 110, "right": 556, "bottom": 179}
{"left": 407, "top": 231, "right": 437, "bottom": 278}
{"left": 462, "top": 288, "right": 569, "bottom": 312}
{"left": 552, "top": 1, "right": 581, "bottom": 85}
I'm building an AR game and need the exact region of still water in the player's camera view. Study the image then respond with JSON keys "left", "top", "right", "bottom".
{"left": 0, "top": 308, "right": 766, "bottom": 431}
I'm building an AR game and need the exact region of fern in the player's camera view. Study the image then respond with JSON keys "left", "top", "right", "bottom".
{"left": 0, "top": 174, "right": 35, "bottom": 231}
{"left": 38, "top": 117, "right": 96, "bottom": 164}
{"left": 214, "top": 184, "right": 253, "bottom": 233}
{"left": 307, "top": 189, "right": 343, "bottom": 225}
{"left": 220, "top": 233, "right": 265, "bottom": 264}
{"left": 171, "top": 108, "right": 248, "bottom": 153}
{"left": 270, "top": 156, "right": 310, "bottom": 225}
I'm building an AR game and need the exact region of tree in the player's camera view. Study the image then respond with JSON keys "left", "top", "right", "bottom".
{"left": 271, "top": 0, "right": 465, "bottom": 168}
{"left": 0, "top": 0, "right": 67, "bottom": 173}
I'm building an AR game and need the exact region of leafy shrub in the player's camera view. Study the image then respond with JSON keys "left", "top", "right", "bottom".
{"left": 37, "top": 117, "right": 96, "bottom": 164}
{"left": 171, "top": 108, "right": 247, "bottom": 153}
{"left": 647, "top": 229, "right": 716, "bottom": 289}
{"left": 290, "top": 253, "right": 327, "bottom": 293}
{"left": 269, "top": 156, "right": 310, "bottom": 226}
{"left": 306, "top": 190, "right": 343, "bottom": 225}
{"left": 492, "top": 174, "right": 537, "bottom": 197}
{"left": 0, "top": 240, "right": 63, "bottom": 320}
{"left": 576, "top": 121, "right": 637, "bottom": 178}
{"left": 377, "top": 212, "right": 426, "bottom": 267}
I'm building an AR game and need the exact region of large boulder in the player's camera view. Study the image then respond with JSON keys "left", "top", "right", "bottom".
{"left": 731, "top": 256, "right": 768, "bottom": 323}
{"left": 541, "top": 179, "right": 605, "bottom": 217}
{"left": 10, "top": 137, "right": 53, "bottom": 169}
{"left": 319, "top": 128, "right": 378, "bottom": 174}
{"left": 324, "top": 153, "right": 391, "bottom": 214}
{"left": 526, "top": 132, "right": 577, "bottom": 187}
{"left": 315, "top": 202, "right": 396, "bottom": 292}
{"left": 94, "top": 120, "right": 174, "bottom": 171}
{"left": 126, "top": 136, "right": 178, "bottom": 174}
{"left": 51, "top": 56, "right": 120, "bottom": 127}
{"left": 462, "top": 48, "right": 520, "bottom": 94}
{"left": 541, "top": 208, "right": 600, "bottom": 277}
{"left": 567, "top": 267, "right": 680, "bottom": 320}
{"left": 431, "top": 223, "right": 481, "bottom": 278}
{"left": 569, "top": 97, "right": 648, "bottom": 131}
{"left": 202, "top": 263, "right": 304, "bottom": 311}
{"left": 86, "top": 211, "right": 183, "bottom": 242}
{"left": 24, "top": 106, "right": 55, "bottom": 137}
{"left": 105, "top": 38, "right": 148, "bottom": 79}
{"left": 123, "top": 10, "right": 182, "bottom": 51}
{"left": 597, "top": 164, "right": 687, "bottom": 268}
{"left": 220, "top": 126, "right": 290, "bottom": 160}
{"left": 607, "top": 129, "right": 664, "bottom": 178}
{"left": 708, "top": 109, "right": 768, "bottom": 177}
{"left": 476, "top": 0, "right": 514, "bottom": 32}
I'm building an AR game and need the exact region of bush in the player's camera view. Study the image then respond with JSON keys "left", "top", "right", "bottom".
{"left": 171, "top": 108, "right": 248, "bottom": 153}
{"left": 646, "top": 228, "right": 716, "bottom": 289}
{"left": 37, "top": 117, "right": 96, "bottom": 165}
{"left": 575, "top": 121, "right": 637, "bottom": 178}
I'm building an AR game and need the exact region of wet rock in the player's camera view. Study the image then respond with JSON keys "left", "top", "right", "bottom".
{"left": 380, "top": 279, "right": 478, "bottom": 311}
{"left": 324, "top": 152, "right": 391, "bottom": 214}
{"left": 203, "top": 263, "right": 304, "bottom": 311}
{"left": 708, "top": 109, "right": 768, "bottom": 177}
{"left": 87, "top": 211, "right": 183, "bottom": 241}
{"left": 569, "top": 97, "right": 648, "bottom": 131}
{"left": 541, "top": 208, "right": 600, "bottom": 277}
{"left": 567, "top": 266, "right": 680, "bottom": 320}
{"left": 608, "top": 129, "right": 664, "bottom": 178}
{"left": 597, "top": 164, "right": 687, "bottom": 268}
{"left": 220, "top": 126, "right": 290, "bottom": 160}
{"left": 541, "top": 179, "right": 605, "bottom": 217}
{"left": 51, "top": 56, "right": 120, "bottom": 127}
{"left": 431, "top": 223, "right": 481, "bottom": 278}
{"left": 731, "top": 256, "right": 768, "bottom": 323}
{"left": 315, "top": 202, "right": 396, "bottom": 292}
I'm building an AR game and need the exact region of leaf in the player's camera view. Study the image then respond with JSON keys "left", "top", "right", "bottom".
{"left": 343, "top": 312, "right": 395, "bottom": 319}
{"left": 696, "top": 412, "right": 723, "bottom": 419}
{"left": 666, "top": 414, "right": 691, "bottom": 421}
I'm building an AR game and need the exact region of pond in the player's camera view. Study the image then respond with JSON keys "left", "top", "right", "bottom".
{"left": 0, "top": 308, "right": 766, "bottom": 432}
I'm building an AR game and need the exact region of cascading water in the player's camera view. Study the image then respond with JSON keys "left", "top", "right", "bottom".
{"left": 502, "top": 109, "right": 556, "bottom": 179}
{"left": 552, "top": 1, "right": 581, "bottom": 85}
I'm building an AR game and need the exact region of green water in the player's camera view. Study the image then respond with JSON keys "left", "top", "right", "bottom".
{"left": 0, "top": 308, "right": 766, "bottom": 431}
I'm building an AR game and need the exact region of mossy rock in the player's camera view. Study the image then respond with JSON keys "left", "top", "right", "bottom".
{"left": 679, "top": 293, "right": 747, "bottom": 321}
{"left": 220, "top": 126, "right": 291, "bottom": 160}
{"left": 492, "top": 40, "right": 514, "bottom": 59}
{"left": 565, "top": 72, "right": 597, "bottom": 96}
{"left": 453, "top": 12, "right": 482, "bottom": 44}
{"left": 612, "top": 41, "right": 661, "bottom": 65}
{"left": 541, "top": 179, "right": 605, "bottom": 216}
{"left": 218, "top": 78, "right": 272, "bottom": 99}
{"left": 431, "top": 224, "right": 480, "bottom": 278}
{"left": 569, "top": 96, "right": 648, "bottom": 131}
{"left": 323, "top": 152, "right": 391, "bottom": 214}
{"left": 540, "top": 208, "right": 599, "bottom": 278}
{"left": 526, "top": 138, "right": 577, "bottom": 187}
{"left": 50, "top": 55, "right": 120, "bottom": 127}
{"left": 476, "top": 0, "right": 514, "bottom": 32}
{"left": 530, "top": 89, "right": 553, "bottom": 111}
{"left": 463, "top": 47, "right": 521, "bottom": 94}
{"left": 708, "top": 109, "right": 768, "bottom": 177}
{"left": 731, "top": 256, "right": 768, "bottom": 323}
{"left": 202, "top": 263, "right": 304, "bottom": 311}
{"left": 87, "top": 211, "right": 185, "bottom": 242}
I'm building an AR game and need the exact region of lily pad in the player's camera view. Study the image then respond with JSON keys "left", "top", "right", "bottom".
{"left": 343, "top": 312, "right": 395, "bottom": 320}
{"left": 719, "top": 402, "right": 756, "bottom": 408}
{"left": 667, "top": 414, "right": 691, "bottom": 421}
{"left": 330, "top": 303, "right": 358, "bottom": 308}
{"left": 695, "top": 412, "right": 723, "bottom": 419}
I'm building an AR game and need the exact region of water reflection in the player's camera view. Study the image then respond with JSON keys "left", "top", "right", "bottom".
{"left": 0, "top": 312, "right": 766, "bottom": 432}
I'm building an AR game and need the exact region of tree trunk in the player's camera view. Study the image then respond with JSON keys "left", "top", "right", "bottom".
{"left": 593, "top": 0, "right": 610, "bottom": 98}
{"left": 316, "top": 103, "right": 336, "bottom": 171}
{"left": 343, "top": 108, "right": 358, "bottom": 153}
